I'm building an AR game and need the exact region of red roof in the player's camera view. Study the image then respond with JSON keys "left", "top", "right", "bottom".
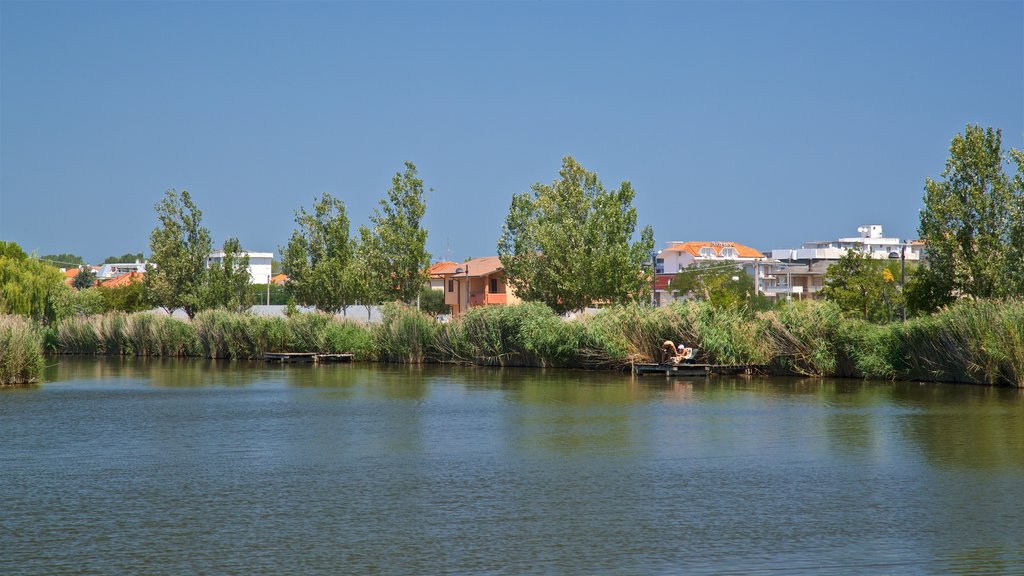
{"left": 101, "top": 271, "right": 145, "bottom": 288}
{"left": 271, "top": 273, "right": 288, "bottom": 285}
{"left": 427, "top": 261, "right": 459, "bottom": 277}
{"left": 446, "top": 256, "right": 504, "bottom": 278}
{"left": 662, "top": 241, "right": 765, "bottom": 259}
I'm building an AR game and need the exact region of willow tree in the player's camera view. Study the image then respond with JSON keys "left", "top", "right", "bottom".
{"left": 145, "top": 190, "right": 212, "bottom": 318}
{"left": 498, "top": 156, "right": 655, "bottom": 314}
{"left": 280, "top": 193, "right": 353, "bottom": 314}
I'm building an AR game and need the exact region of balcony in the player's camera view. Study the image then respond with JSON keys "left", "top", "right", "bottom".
{"left": 468, "top": 292, "right": 508, "bottom": 306}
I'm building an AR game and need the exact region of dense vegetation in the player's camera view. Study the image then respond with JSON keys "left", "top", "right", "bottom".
{"left": 37, "top": 299, "right": 1024, "bottom": 387}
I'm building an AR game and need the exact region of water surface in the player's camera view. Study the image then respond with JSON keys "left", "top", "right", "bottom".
{"left": 3, "top": 359, "right": 1023, "bottom": 574}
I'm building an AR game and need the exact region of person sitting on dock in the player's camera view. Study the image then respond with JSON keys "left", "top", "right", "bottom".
{"left": 676, "top": 344, "right": 695, "bottom": 364}
{"left": 661, "top": 340, "right": 677, "bottom": 364}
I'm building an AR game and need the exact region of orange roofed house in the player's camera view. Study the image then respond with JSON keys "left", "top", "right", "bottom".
{"left": 433, "top": 256, "right": 520, "bottom": 316}
{"left": 654, "top": 241, "right": 767, "bottom": 305}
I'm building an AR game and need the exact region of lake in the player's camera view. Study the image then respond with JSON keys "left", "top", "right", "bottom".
{"left": 3, "top": 359, "right": 1023, "bottom": 574}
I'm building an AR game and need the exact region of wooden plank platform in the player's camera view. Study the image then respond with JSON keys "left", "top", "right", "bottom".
{"left": 633, "top": 363, "right": 761, "bottom": 377}
{"left": 263, "top": 352, "right": 354, "bottom": 364}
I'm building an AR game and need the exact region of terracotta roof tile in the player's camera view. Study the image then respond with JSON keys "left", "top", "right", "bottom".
{"left": 662, "top": 241, "right": 765, "bottom": 259}
{"left": 100, "top": 271, "right": 145, "bottom": 288}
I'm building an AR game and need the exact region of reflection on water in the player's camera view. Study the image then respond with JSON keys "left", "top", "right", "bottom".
{"left": 3, "top": 358, "right": 1023, "bottom": 574}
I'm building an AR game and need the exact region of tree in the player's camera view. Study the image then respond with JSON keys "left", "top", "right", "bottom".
{"left": 71, "top": 267, "right": 97, "bottom": 290}
{"left": 417, "top": 286, "right": 450, "bottom": 317}
{"left": 0, "top": 242, "right": 66, "bottom": 322}
{"left": 280, "top": 193, "right": 353, "bottom": 314}
{"left": 498, "top": 156, "right": 655, "bottom": 314}
{"left": 103, "top": 252, "right": 145, "bottom": 264}
{"left": 350, "top": 227, "right": 385, "bottom": 320}
{"left": 51, "top": 286, "right": 106, "bottom": 320}
{"left": 206, "top": 238, "right": 251, "bottom": 312}
{"left": 41, "top": 253, "right": 85, "bottom": 267}
{"left": 917, "top": 125, "right": 1023, "bottom": 308}
{"left": 98, "top": 282, "right": 149, "bottom": 313}
{"left": 820, "top": 249, "right": 900, "bottom": 322}
{"left": 144, "top": 189, "right": 213, "bottom": 318}
{"left": 367, "top": 161, "right": 432, "bottom": 304}
{"left": 669, "top": 263, "right": 762, "bottom": 310}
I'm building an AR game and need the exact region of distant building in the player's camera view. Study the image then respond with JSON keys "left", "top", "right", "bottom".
{"left": 654, "top": 241, "right": 767, "bottom": 305}
{"left": 769, "top": 225, "right": 923, "bottom": 262}
{"left": 762, "top": 225, "right": 925, "bottom": 301}
{"left": 207, "top": 251, "right": 274, "bottom": 284}
{"left": 97, "top": 261, "right": 147, "bottom": 279}
{"left": 435, "top": 256, "right": 520, "bottom": 316}
{"left": 427, "top": 261, "right": 459, "bottom": 291}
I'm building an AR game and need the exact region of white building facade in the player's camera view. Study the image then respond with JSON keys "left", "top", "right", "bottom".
{"left": 654, "top": 241, "right": 768, "bottom": 305}
{"left": 762, "top": 225, "right": 925, "bottom": 301}
{"left": 207, "top": 251, "right": 275, "bottom": 284}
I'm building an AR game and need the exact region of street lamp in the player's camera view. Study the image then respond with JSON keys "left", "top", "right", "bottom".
{"left": 888, "top": 243, "right": 907, "bottom": 322}
{"left": 455, "top": 265, "right": 469, "bottom": 314}
{"left": 647, "top": 249, "right": 663, "bottom": 307}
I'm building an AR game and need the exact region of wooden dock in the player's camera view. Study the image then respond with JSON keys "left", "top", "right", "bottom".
{"left": 263, "top": 352, "right": 354, "bottom": 364}
{"left": 632, "top": 363, "right": 759, "bottom": 377}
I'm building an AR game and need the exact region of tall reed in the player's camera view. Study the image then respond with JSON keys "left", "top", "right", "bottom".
{"left": 374, "top": 304, "right": 441, "bottom": 363}
{"left": 0, "top": 315, "right": 44, "bottom": 385}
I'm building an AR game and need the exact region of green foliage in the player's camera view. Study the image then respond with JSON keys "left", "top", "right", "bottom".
{"left": 98, "top": 282, "right": 150, "bottom": 313}
{"left": 71, "top": 267, "right": 97, "bottom": 290}
{"left": 249, "top": 283, "right": 288, "bottom": 305}
{"left": 373, "top": 303, "right": 441, "bottom": 363}
{"left": 56, "top": 313, "right": 199, "bottom": 357}
{"left": 820, "top": 249, "right": 900, "bottom": 322}
{"left": 51, "top": 286, "right": 106, "bottom": 320}
{"left": 366, "top": 161, "right": 432, "bottom": 304}
{"left": 0, "top": 246, "right": 66, "bottom": 323}
{"left": 417, "top": 287, "right": 450, "bottom": 317}
{"left": 280, "top": 193, "right": 354, "bottom": 314}
{"left": 669, "top": 263, "right": 765, "bottom": 312}
{"left": 144, "top": 189, "right": 213, "bottom": 318}
{"left": 0, "top": 315, "right": 45, "bottom": 385}
{"left": 0, "top": 241, "right": 28, "bottom": 261}
{"left": 498, "top": 156, "right": 655, "bottom": 313}
{"left": 440, "top": 302, "right": 582, "bottom": 367}
{"left": 41, "top": 253, "right": 85, "bottom": 267}
{"left": 760, "top": 301, "right": 843, "bottom": 376}
{"left": 206, "top": 238, "right": 251, "bottom": 312}
{"left": 103, "top": 253, "right": 145, "bottom": 264}
{"left": 918, "top": 125, "right": 1024, "bottom": 308}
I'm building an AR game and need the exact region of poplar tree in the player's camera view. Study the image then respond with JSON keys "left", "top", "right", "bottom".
{"left": 366, "top": 161, "right": 431, "bottom": 304}
{"left": 145, "top": 190, "right": 212, "bottom": 318}
{"left": 916, "top": 125, "right": 1023, "bottom": 308}
{"left": 280, "top": 193, "right": 353, "bottom": 314}
{"left": 206, "top": 238, "right": 251, "bottom": 312}
{"left": 498, "top": 156, "right": 655, "bottom": 313}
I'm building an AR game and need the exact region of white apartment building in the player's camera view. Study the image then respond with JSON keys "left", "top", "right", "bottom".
{"left": 762, "top": 225, "right": 925, "bottom": 301}
{"left": 207, "top": 251, "right": 274, "bottom": 284}
{"left": 770, "top": 225, "right": 923, "bottom": 262}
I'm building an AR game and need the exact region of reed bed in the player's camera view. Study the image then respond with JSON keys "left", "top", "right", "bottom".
{"left": 0, "top": 315, "right": 44, "bottom": 385}
{"left": 30, "top": 298, "right": 1024, "bottom": 387}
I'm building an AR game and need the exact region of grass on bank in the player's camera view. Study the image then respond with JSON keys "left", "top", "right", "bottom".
{"left": 34, "top": 298, "right": 1024, "bottom": 387}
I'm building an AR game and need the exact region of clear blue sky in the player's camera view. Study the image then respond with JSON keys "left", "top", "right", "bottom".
{"left": 2, "top": 1, "right": 1021, "bottom": 263}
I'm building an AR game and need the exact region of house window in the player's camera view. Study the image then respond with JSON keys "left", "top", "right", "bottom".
{"left": 448, "top": 279, "right": 454, "bottom": 292}
{"left": 721, "top": 247, "right": 738, "bottom": 258}
{"left": 699, "top": 247, "right": 715, "bottom": 258}
{"left": 490, "top": 278, "right": 498, "bottom": 293}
